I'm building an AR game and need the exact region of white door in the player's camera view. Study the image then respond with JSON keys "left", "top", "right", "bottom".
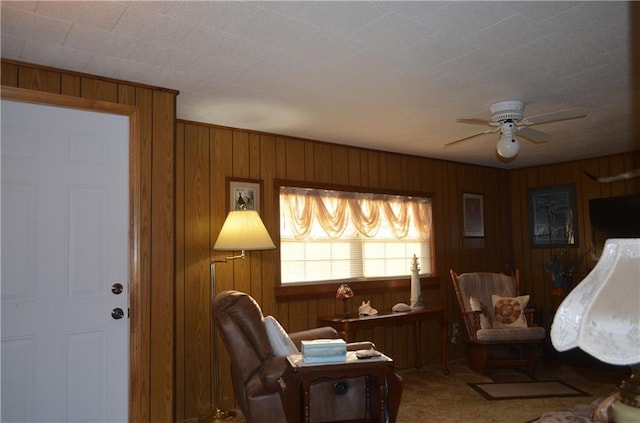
{"left": 1, "top": 99, "right": 129, "bottom": 423}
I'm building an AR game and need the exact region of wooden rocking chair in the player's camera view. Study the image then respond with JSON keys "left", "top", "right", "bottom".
{"left": 450, "top": 269, "right": 546, "bottom": 377}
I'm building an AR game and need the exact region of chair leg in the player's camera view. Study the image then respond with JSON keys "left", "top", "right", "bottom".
{"left": 512, "top": 344, "right": 540, "bottom": 379}
{"left": 466, "top": 343, "right": 542, "bottom": 378}
{"left": 465, "top": 343, "right": 489, "bottom": 375}
{"left": 527, "top": 347, "right": 540, "bottom": 379}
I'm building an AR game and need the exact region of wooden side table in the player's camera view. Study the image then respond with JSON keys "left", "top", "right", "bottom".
{"left": 286, "top": 352, "right": 401, "bottom": 423}
{"left": 318, "top": 308, "right": 450, "bottom": 374}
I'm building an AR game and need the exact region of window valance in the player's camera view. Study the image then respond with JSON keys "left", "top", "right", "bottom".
{"left": 280, "top": 187, "right": 432, "bottom": 240}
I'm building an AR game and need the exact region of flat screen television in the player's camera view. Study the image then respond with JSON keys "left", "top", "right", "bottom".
{"left": 589, "top": 194, "right": 640, "bottom": 259}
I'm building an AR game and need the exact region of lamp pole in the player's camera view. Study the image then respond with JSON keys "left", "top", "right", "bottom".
{"left": 200, "top": 253, "right": 245, "bottom": 422}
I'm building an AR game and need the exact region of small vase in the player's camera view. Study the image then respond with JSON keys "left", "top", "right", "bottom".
{"left": 550, "top": 286, "right": 566, "bottom": 309}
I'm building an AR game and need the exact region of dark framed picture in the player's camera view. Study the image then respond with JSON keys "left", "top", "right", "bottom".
{"left": 528, "top": 184, "right": 578, "bottom": 247}
{"left": 227, "top": 177, "right": 262, "bottom": 213}
{"left": 463, "top": 193, "right": 484, "bottom": 238}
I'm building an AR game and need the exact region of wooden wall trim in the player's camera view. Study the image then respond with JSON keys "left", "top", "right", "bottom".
{"left": 1, "top": 58, "right": 179, "bottom": 95}
{"left": 149, "top": 90, "right": 177, "bottom": 422}
{"left": 1, "top": 85, "right": 133, "bottom": 114}
{"left": 274, "top": 277, "right": 440, "bottom": 302}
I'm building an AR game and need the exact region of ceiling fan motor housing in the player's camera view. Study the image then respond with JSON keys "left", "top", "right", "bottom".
{"left": 490, "top": 100, "right": 524, "bottom": 122}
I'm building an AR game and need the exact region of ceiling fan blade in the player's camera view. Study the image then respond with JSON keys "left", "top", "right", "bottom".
{"left": 444, "top": 127, "right": 499, "bottom": 147}
{"left": 517, "top": 127, "right": 551, "bottom": 143}
{"left": 456, "top": 117, "right": 492, "bottom": 126}
{"left": 521, "top": 107, "right": 588, "bottom": 126}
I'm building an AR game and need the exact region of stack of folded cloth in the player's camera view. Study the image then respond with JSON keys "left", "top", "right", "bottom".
{"left": 301, "top": 339, "right": 346, "bottom": 363}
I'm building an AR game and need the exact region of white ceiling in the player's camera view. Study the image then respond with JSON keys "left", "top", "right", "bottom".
{"left": 1, "top": 1, "right": 636, "bottom": 169}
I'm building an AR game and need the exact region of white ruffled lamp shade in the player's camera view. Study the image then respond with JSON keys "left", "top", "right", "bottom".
{"left": 551, "top": 238, "right": 640, "bottom": 422}
{"left": 551, "top": 238, "right": 640, "bottom": 364}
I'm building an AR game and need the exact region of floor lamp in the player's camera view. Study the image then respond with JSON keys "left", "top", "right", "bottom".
{"left": 199, "top": 208, "right": 275, "bottom": 422}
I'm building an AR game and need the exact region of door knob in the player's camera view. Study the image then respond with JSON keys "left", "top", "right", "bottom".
{"left": 111, "top": 283, "right": 124, "bottom": 295}
{"left": 111, "top": 308, "right": 125, "bottom": 320}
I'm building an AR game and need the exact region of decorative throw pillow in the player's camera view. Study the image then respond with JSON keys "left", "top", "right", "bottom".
{"left": 469, "top": 297, "right": 492, "bottom": 329}
{"left": 263, "top": 315, "right": 299, "bottom": 356}
{"left": 491, "top": 294, "right": 530, "bottom": 328}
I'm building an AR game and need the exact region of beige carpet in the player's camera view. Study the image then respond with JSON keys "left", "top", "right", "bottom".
{"left": 396, "top": 360, "right": 623, "bottom": 423}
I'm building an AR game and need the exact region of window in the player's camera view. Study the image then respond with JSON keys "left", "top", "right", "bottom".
{"left": 279, "top": 185, "right": 433, "bottom": 285}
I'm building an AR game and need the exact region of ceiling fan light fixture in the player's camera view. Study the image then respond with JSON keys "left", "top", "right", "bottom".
{"left": 496, "top": 134, "right": 520, "bottom": 158}
{"left": 446, "top": 100, "right": 587, "bottom": 162}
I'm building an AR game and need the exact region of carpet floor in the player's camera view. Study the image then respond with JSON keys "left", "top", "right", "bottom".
{"left": 396, "top": 359, "right": 624, "bottom": 423}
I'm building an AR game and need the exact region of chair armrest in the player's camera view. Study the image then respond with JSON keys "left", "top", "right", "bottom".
{"left": 524, "top": 308, "right": 538, "bottom": 327}
{"left": 461, "top": 311, "right": 482, "bottom": 340}
{"left": 346, "top": 341, "right": 376, "bottom": 351}
{"left": 289, "top": 326, "right": 339, "bottom": 349}
{"left": 259, "top": 356, "right": 289, "bottom": 392}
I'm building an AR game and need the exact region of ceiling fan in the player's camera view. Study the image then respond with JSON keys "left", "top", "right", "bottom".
{"left": 445, "top": 100, "right": 588, "bottom": 159}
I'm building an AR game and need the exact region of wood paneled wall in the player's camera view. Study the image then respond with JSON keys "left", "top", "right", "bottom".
{"left": 1, "top": 59, "right": 177, "bottom": 423}
{"left": 175, "top": 117, "right": 638, "bottom": 421}
{"left": 175, "top": 119, "right": 515, "bottom": 421}
{"left": 508, "top": 152, "right": 640, "bottom": 328}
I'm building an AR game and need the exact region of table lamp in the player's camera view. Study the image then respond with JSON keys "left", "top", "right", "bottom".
{"left": 336, "top": 283, "right": 354, "bottom": 316}
{"left": 200, "top": 208, "right": 275, "bottom": 422}
{"left": 551, "top": 238, "right": 640, "bottom": 422}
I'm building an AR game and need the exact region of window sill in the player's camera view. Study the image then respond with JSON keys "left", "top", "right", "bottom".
{"left": 274, "top": 276, "right": 439, "bottom": 302}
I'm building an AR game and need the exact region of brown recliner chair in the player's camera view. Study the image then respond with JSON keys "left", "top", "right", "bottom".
{"left": 213, "top": 290, "right": 403, "bottom": 423}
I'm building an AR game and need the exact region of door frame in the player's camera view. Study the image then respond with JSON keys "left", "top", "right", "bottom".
{"left": 1, "top": 86, "right": 145, "bottom": 421}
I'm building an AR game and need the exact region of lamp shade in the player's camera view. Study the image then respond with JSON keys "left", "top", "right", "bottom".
{"left": 496, "top": 134, "right": 520, "bottom": 159}
{"left": 551, "top": 238, "right": 640, "bottom": 365}
{"left": 214, "top": 209, "right": 276, "bottom": 251}
{"left": 336, "top": 283, "right": 354, "bottom": 299}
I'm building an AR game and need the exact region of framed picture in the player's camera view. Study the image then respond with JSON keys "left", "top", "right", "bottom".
{"left": 463, "top": 193, "right": 484, "bottom": 238}
{"left": 528, "top": 184, "right": 578, "bottom": 247}
{"left": 227, "top": 178, "right": 262, "bottom": 214}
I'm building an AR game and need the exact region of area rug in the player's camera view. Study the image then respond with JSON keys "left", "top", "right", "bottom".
{"left": 469, "top": 380, "right": 591, "bottom": 401}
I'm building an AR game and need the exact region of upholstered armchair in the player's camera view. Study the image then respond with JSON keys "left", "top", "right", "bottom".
{"left": 213, "top": 290, "right": 403, "bottom": 423}
{"left": 450, "top": 269, "right": 546, "bottom": 376}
